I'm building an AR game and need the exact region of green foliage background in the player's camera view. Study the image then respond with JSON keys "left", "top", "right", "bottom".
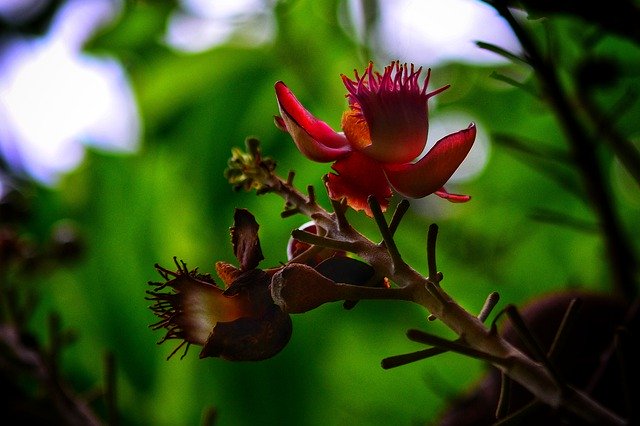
{"left": 6, "top": 0, "right": 639, "bottom": 425}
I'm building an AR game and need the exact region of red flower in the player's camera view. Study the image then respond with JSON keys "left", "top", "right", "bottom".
{"left": 275, "top": 61, "right": 476, "bottom": 215}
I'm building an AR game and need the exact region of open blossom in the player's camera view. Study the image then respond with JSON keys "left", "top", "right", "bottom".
{"left": 147, "top": 209, "right": 291, "bottom": 361}
{"left": 274, "top": 61, "right": 476, "bottom": 215}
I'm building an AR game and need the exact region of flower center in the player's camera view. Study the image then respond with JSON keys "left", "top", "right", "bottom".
{"left": 341, "top": 110, "right": 371, "bottom": 151}
{"left": 339, "top": 61, "right": 448, "bottom": 164}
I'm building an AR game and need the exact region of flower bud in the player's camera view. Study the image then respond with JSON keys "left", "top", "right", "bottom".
{"left": 271, "top": 264, "right": 342, "bottom": 314}
{"left": 286, "top": 221, "right": 346, "bottom": 266}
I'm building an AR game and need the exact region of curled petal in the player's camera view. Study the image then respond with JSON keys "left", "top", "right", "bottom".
{"left": 383, "top": 123, "right": 476, "bottom": 198}
{"left": 435, "top": 188, "right": 471, "bottom": 203}
{"left": 273, "top": 115, "right": 287, "bottom": 132}
{"left": 325, "top": 151, "right": 392, "bottom": 216}
{"left": 275, "top": 81, "right": 351, "bottom": 162}
{"left": 231, "top": 208, "right": 264, "bottom": 271}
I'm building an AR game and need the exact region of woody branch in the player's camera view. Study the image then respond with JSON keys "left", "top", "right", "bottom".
{"left": 262, "top": 160, "right": 625, "bottom": 426}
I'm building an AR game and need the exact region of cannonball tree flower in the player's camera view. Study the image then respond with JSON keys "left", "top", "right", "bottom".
{"left": 274, "top": 61, "right": 477, "bottom": 215}
{"left": 147, "top": 209, "right": 291, "bottom": 361}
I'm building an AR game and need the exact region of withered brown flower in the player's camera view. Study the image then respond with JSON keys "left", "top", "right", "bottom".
{"left": 147, "top": 209, "right": 292, "bottom": 361}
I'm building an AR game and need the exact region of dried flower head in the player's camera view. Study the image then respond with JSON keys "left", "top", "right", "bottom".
{"left": 147, "top": 209, "right": 291, "bottom": 361}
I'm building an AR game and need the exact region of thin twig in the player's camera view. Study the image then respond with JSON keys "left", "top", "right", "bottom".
{"left": 306, "top": 185, "right": 315, "bottom": 205}
{"left": 383, "top": 292, "right": 500, "bottom": 369}
{"left": 290, "top": 229, "right": 355, "bottom": 253}
{"left": 478, "top": 292, "right": 501, "bottom": 323}
{"left": 496, "top": 372, "right": 512, "bottom": 420}
{"left": 330, "top": 197, "right": 351, "bottom": 232}
{"left": 548, "top": 298, "right": 582, "bottom": 361}
{"left": 367, "top": 195, "right": 402, "bottom": 268}
{"left": 406, "top": 329, "right": 507, "bottom": 365}
{"left": 476, "top": 40, "right": 529, "bottom": 64}
{"left": 335, "top": 282, "right": 414, "bottom": 302}
{"left": 494, "top": 400, "right": 544, "bottom": 425}
{"left": 388, "top": 199, "right": 410, "bottom": 236}
{"left": 505, "top": 305, "right": 564, "bottom": 389}
{"left": 426, "top": 224, "right": 439, "bottom": 282}
{"left": 381, "top": 347, "right": 447, "bottom": 369}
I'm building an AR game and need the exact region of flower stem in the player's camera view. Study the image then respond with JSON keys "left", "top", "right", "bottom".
{"left": 388, "top": 199, "right": 410, "bottom": 236}
{"left": 333, "top": 282, "right": 414, "bottom": 302}
{"left": 368, "top": 195, "right": 403, "bottom": 272}
{"left": 426, "top": 223, "right": 439, "bottom": 282}
{"left": 290, "top": 229, "right": 355, "bottom": 253}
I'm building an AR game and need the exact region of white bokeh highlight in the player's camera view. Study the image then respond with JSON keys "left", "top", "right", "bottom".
{"left": 0, "top": 0, "right": 140, "bottom": 185}
{"left": 165, "top": 0, "right": 274, "bottom": 52}
{"left": 350, "top": 0, "right": 521, "bottom": 66}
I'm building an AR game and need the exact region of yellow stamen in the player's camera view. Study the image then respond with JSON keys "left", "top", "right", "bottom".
{"left": 341, "top": 110, "right": 371, "bottom": 151}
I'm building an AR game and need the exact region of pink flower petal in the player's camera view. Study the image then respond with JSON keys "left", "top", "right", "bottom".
{"left": 273, "top": 115, "right": 287, "bottom": 132}
{"left": 275, "top": 81, "right": 351, "bottom": 162}
{"left": 435, "top": 188, "right": 471, "bottom": 203}
{"left": 325, "top": 151, "right": 392, "bottom": 216}
{"left": 383, "top": 123, "right": 476, "bottom": 198}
